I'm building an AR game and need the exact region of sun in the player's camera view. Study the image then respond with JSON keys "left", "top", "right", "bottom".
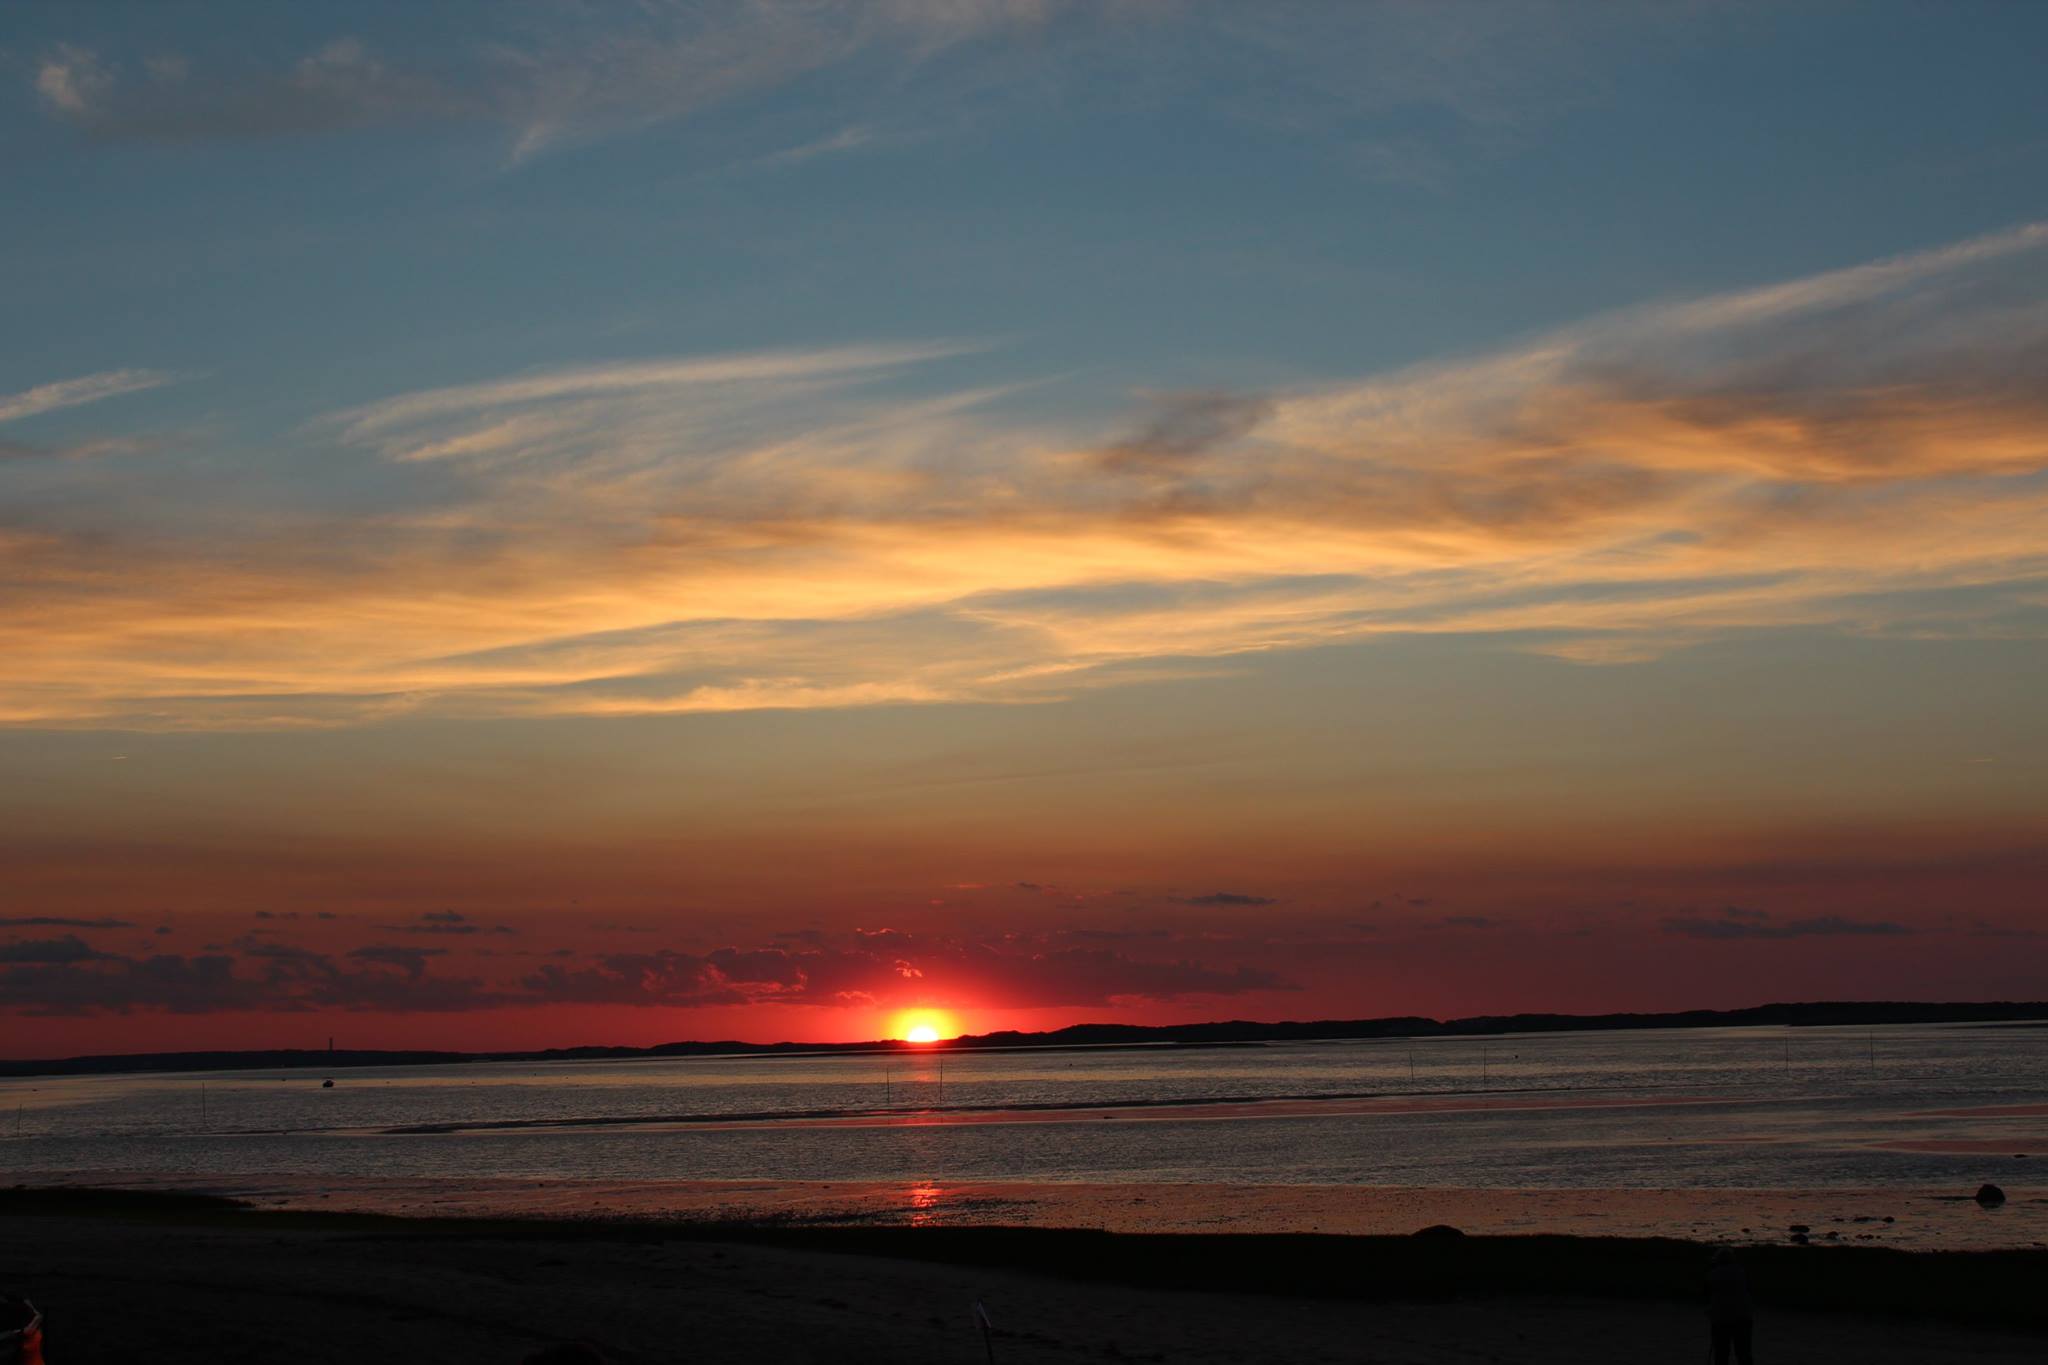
{"left": 892, "top": 1010, "right": 954, "bottom": 1044}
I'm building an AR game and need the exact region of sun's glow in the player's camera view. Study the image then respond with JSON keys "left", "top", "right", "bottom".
{"left": 893, "top": 1010, "right": 953, "bottom": 1043}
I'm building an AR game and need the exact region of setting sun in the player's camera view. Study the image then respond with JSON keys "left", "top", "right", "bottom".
{"left": 892, "top": 1011, "right": 954, "bottom": 1044}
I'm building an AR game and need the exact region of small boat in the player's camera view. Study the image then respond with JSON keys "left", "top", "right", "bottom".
{"left": 321, "top": 1078, "right": 335, "bottom": 1089}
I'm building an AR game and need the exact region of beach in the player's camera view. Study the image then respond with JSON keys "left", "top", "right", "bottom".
{"left": 3, "top": 1188, "right": 2044, "bottom": 1363}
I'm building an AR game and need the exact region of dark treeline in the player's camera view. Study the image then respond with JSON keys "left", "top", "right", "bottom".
{"left": 4, "top": 999, "right": 2044, "bottom": 1079}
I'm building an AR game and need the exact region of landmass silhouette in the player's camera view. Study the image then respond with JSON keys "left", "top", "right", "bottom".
{"left": 5, "top": 998, "right": 2043, "bottom": 1078}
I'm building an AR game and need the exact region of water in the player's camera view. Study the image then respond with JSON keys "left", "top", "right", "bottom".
{"left": 5, "top": 1023, "right": 2044, "bottom": 1194}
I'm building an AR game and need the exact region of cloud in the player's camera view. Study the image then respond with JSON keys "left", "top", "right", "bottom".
{"left": 1058, "top": 927, "right": 1173, "bottom": 942}
{"left": 1176, "top": 891, "right": 1277, "bottom": 907}
{"left": 0, "top": 926, "right": 1289, "bottom": 1018}
{"left": 6, "top": 223, "right": 2048, "bottom": 728}
{"left": 324, "top": 342, "right": 972, "bottom": 455}
{"left": 0, "top": 941, "right": 499, "bottom": 1017}
{"left": 756, "top": 124, "right": 878, "bottom": 168}
{"left": 0, "top": 935, "right": 111, "bottom": 964}
{"left": 1661, "top": 913, "right": 1912, "bottom": 941}
{"left": 30, "top": 3, "right": 1065, "bottom": 160}
{"left": 1096, "top": 391, "right": 1274, "bottom": 473}
{"left": 1961, "top": 918, "right": 2040, "bottom": 940}
{"left": 377, "top": 911, "right": 515, "bottom": 937}
{"left": 0, "top": 917, "right": 135, "bottom": 929}
{"left": 0, "top": 952, "right": 260, "bottom": 1015}
{"left": 347, "top": 944, "right": 451, "bottom": 977}
{"left": 0, "top": 433, "right": 162, "bottom": 463}
{"left": 23, "top": 2, "right": 1743, "bottom": 186}
{"left": 33, "top": 43, "right": 111, "bottom": 117}
{"left": 522, "top": 934, "right": 1291, "bottom": 1010}
{"left": 0, "top": 370, "right": 174, "bottom": 425}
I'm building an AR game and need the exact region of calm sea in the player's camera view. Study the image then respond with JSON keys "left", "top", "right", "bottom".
{"left": 4, "top": 1022, "right": 2045, "bottom": 1196}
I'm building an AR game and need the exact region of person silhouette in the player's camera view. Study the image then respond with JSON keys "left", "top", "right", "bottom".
{"left": 1707, "top": 1248, "right": 1755, "bottom": 1365}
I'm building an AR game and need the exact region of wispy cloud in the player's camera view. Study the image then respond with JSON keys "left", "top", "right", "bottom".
{"left": 0, "top": 916, "right": 136, "bottom": 929}
{"left": 755, "top": 124, "right": 879, "bottom": 168}
{"left": 33, "top": 43, "right": 111, "bottom": 117}
{"left": 31, "top": 2, "right": 1069, "bottom": 162}
{"left": 1662, "top": 913, "right": 1911, "bottom": 940}
{"left": 0, "top": 370, "right": 174, "bottom": 425}
{"left": 376, "top": 911, "right": 515, "bottom": 937}
{"left": 325, "top": 342, "right": 974, "bottom": 454}
{"left": 4, "top": 222, "right": 2048, "bottom": 728}
{"left": 27, "top": 2, "right": 1720, "bottom": 177}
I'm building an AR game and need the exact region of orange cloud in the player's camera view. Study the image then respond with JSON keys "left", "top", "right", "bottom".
{"left": 3, "top": 224, "right": 2047, "bottom": 729}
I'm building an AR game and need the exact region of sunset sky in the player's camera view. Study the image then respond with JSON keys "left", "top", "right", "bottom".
{"left": 4, "top": 1, "right": 2046, "bottom": 1057}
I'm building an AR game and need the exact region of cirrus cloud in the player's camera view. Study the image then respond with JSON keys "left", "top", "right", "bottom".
{"left": 31, "top": 2, "right": 1072, "bottom": 163}
{"left": 0, "top": 369, "right": 175, "bottom": 425}
{"left": 3, "top": 223, "right": 2048, "bottom": 729}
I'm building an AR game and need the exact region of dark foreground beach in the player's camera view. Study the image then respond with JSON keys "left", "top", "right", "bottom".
{"left": 2, "top": 1188, "right": 2045, "bottom": 1363}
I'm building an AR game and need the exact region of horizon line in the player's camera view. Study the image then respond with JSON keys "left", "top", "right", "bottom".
{"left": 5, "top": 998, "right": 2044, "bottom": 1079}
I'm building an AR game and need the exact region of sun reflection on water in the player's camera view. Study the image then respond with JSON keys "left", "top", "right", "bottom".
{"left": 906, "top": 1179, "right": 944, "bottom": 1226}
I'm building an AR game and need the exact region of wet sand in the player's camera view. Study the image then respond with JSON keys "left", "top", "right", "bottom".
{"left": 1, "top": 1189, "right": 2043, "bottom": 1364}
{"left": 34, "top": 1170, "right": 2048, "bottom": 1249}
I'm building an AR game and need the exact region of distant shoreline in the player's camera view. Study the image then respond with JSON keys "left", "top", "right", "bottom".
{"left": 4, "top": 999, "right": 2045, "bottom": 1080}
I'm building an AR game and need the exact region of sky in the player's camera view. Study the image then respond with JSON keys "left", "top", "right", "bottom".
{"left": 3, "top": 0, "right": 2046, "bottom": 1058}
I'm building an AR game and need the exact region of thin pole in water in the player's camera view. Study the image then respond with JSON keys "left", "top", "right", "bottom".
{"left": 1409, "top": 1047, "right": 1416, "bottom": 1086}
{"left": 938, "top": 1055, "right": 945, "bottom": 1105}
{"left": 885, "top": 1063, "right": 892, "bottom": 1107}
{"left": 200, "top": 1082, "right": 207, "bottom": 1130}
{"left": 1481, "top": 1046, "right": 1488, "bottom": 1087}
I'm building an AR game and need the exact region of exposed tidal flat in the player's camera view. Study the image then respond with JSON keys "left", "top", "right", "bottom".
{"left": 24, "top": 1171, "right": 2047, "bottom": 1251}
